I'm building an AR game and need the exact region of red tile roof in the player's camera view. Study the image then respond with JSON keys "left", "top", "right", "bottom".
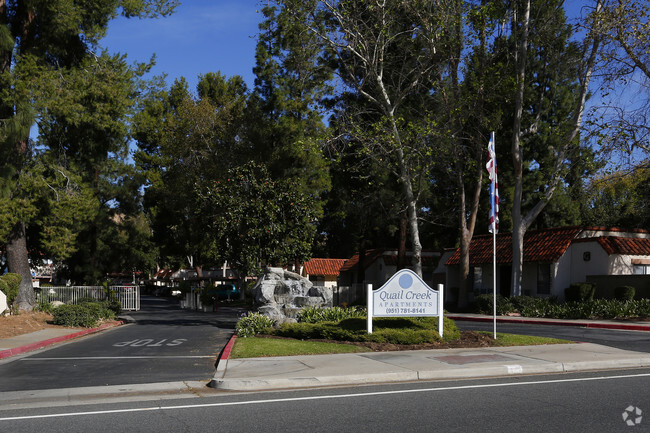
{"left": 596, "top": 237, "right": 650, "bottom": 256}
{"left": 152, "top": 269, "right": 175, "bottom": 279}
{"left": 303, "top": 258, "right": 347, "bottom": 276}
{"left": 340, "top": 249, "right": 385, "bottom": 272}
{"left": 445, "top": 226, "right": 583, "bottom": 266}
{"left": 341, "top": 249, "right": 440, "bottom": 271}
{"left": 382, "top": 255, "right": 438, "bottom": 266}
{"left": 583, "top": 226, "right": 649, "bottom": 234}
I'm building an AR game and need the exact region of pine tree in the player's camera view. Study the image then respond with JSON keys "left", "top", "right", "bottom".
{"left": 0, "top": 0, "right": 177, "bottom": 309}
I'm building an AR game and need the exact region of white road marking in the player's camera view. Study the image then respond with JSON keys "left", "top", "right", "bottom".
{"left": 2, "top": 372, "right": 650, "bottom": 422}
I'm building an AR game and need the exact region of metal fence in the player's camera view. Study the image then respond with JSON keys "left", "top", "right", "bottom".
{"left": 38, "top": 286, "right": 140, "bottom": 311}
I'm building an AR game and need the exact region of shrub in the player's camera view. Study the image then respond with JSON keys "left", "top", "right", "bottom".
{"left": 0, "top": 273, "right": 22, "bottom": 306}
{"left": 564, "top": 283, "right": 595, "bottom": 302}
{"left": 102, "top": 298, "right": 122, "bottom": 315}
{"left": 37, "top": 302, "right": 56, "bottom": 314}
{"left": 273, "top": 316, "right": 460, "bottom": 344}
{"left": 52, "top": 300, "right": 115, "bottom": 327}
{"left": 236, "top": 312, "right": 275, "bottom": 337}
{"left": 199, "top": 288, "right": 215, "bottom": 306}
{"left": 297, "top": 306, "right": 366, "bottom": 323}
{"left": 53, "top": 304, "right": 99, "bottom": 327}
{"left": 474, "top": 294, "right": 514, "bottom": 315}
{"left": 614, "top": 286, "right": 635, "bottom": 301}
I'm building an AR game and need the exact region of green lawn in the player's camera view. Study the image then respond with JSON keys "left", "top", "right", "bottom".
{"left": 484, "top": 332, "right": 570, "bottom": 346}
{"left": 230, "top": 337, "right": 372, "bottom": 358}
{"left": 229, "top": 333, "right": 571, "bottom": 359}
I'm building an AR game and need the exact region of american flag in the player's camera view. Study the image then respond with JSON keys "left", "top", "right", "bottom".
{"left": 486, "top": 132, "right": 499, "bottom": 234}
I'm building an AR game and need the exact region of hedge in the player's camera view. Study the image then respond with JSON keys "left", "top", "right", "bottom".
{"left": 273, "top": 316, "right": 460, "bottom": 344}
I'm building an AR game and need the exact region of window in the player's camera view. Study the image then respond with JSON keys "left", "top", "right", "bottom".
{"left": 473, "top": 267, "right": 487, "bottom": 294}
{"left": 537, "top": 264, "right": 551, "bottom": 295}
{"left": 633, "top": 264, "right": 650, "bottom": 275}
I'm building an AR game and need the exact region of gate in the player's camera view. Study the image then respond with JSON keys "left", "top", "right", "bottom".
{"left": 38, "top": 285, "right": 141, "bottom": 311}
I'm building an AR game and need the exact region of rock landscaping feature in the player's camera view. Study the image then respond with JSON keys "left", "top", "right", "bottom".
{"left": 251, "top": 267, "right": 332, "bottom": 321}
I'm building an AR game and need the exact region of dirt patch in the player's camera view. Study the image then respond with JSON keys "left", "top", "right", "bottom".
{"left": 257, "top": 331, "right": 497, "bottom": 352}
{"left": 0, "top": 311, "right": 59, "bottom": 339}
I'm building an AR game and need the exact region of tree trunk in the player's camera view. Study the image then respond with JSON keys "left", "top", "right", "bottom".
{"left": 6, "top": 222, "right": 36, "bottom": 311}
{"left": 510, "top": 0, "right": 530, "bottom": 297}
{"left": 397, "top": 214, "right": 407, "bottom": 270}
{"left": 393, "top": 126, "right": 422, "bottom": 277}
{"left": 510, "top": 0, "right": 599, "bottom": 297}
{"left": 456, "top": 152, "right": 483, "bottom": 309}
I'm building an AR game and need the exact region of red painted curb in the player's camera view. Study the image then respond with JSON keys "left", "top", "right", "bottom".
{"left": 220, "top": 334, "right": 237, "bottom": 361}
{"left": 447, "top": 315, "right": 650, "bottom": 332}
{"left": 0, "top": 320, "right": 124, "bottom": 360}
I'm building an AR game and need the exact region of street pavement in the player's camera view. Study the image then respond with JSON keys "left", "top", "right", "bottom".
{"left": 3, "top": 308, "right": 650, "bottom": 395}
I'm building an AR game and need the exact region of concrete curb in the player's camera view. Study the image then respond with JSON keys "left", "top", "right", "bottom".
{"left": 0, "top": 381, "right": 211, "bottom": 409}
{"left": 211, "top": 371, "right": 421, "bottom": 391}
{"left": 211, "top": 357, "right": 650, "bottom": 391}
{"left": 447, "top": 315, "right": 650, "bottom": 332}
{"left": 210, "top": 333, "right": 237, "bottom": 387}
{"left": 0, "top": 320, "right": 124, "bottom": 360}
{"left": 221, "top": 334, "right": 237, "bottom": 360}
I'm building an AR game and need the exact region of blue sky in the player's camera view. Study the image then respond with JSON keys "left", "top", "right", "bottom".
{"left": 101, "top": 0, "right": 264, "bottom": 93}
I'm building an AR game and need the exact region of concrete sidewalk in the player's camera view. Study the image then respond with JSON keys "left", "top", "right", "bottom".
{"left": 210, "top": 314, "right": 650, "bottom": 391}
{"left": 211, "top": 341, "right": 650, "bottom": 391}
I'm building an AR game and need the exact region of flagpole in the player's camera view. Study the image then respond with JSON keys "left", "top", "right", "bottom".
{"left": 487, "top": 131, "right": 498, "bottom": 340}
{"left": 493, "top": 222, "right": 497, "bottom": 339}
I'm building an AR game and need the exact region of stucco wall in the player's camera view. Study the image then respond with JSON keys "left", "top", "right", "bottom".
{"left": 567, "top": 241, "right": 610, "bottom": 282}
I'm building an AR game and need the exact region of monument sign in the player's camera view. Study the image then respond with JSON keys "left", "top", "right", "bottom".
{"left": 366, "top": 269, "right": 444, "bottom": 337}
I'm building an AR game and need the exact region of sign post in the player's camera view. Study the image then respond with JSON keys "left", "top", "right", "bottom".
{"left": 367, "top": 269, "right": 444, "bottom": 338}
{"left": 366, "top": 283, "right": 373, "bottom": 334}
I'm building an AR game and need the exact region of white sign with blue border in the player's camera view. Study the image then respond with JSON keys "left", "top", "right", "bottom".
{"left": 366, "top": 269, "right": 444, "bottom": 337}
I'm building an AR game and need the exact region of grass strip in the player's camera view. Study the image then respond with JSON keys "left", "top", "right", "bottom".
{"left": 230, "top": 337, "right": 372, "bottom": 359}
{"left": 482, "top": 332, "right": 571, "bottom": 346}
{"left": 230, "top": 333, "right": 571, "bottom": 358}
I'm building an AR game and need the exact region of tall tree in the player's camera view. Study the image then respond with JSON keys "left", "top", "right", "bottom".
{"left": 134, "top": 73, "right": 250, "bottom": 272}
{"left": 0, "top": 0, "right": 177, "bottom": 309}
{"left": 586, "top": 0, "right": 650, "bottom": 172}
{"left": 583, "top": 168, "right": 650, "bottom": 228}
{"left": 280, "top": 0, "right": 457, "bottom": 277}
{"left": 200, "top": 162, "right": 319, "bottom": 280}
{"left": 251, "top": 2, "right": 332, "bottom": 207}
{"left": 509, "top": 0, "right": 600, "bottom": 296}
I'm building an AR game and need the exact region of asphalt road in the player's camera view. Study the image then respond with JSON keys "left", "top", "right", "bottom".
{"left": 0, "top": 296, "right": 241, "bottom": 392}
{"left": 456, "top": 319, "right": 650, "bottom": 352}
{"left": 1, "top": 369, "right": 648, "bottom": 432}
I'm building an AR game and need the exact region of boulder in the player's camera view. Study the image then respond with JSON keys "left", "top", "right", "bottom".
{"left": 251, "top": 267, "right": 333, "bottom": 319}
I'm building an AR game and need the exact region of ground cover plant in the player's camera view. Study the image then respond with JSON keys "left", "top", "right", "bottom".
{"left": 235, "top": 306, "right": 459, "bottom": 344}
{"left": 273, "top": 316, "right": 460, "bottom": 344}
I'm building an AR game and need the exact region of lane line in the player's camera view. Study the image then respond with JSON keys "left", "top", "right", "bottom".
{"left": 2, "top": 372, "right": 650, "bottom": 422}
